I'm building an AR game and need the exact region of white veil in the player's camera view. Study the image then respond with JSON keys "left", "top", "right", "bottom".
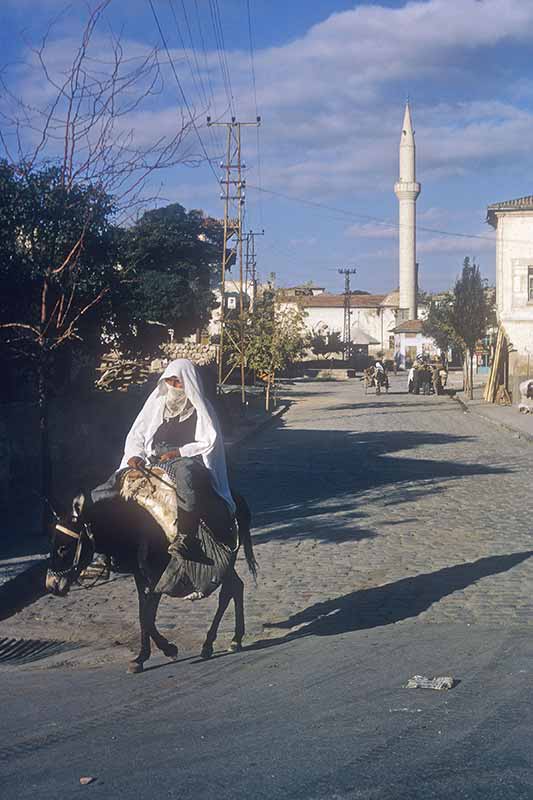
{"left": 119, "top": 359, "right": 235, "bottom": 515}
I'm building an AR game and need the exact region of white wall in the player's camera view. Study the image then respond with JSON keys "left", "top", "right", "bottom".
{"left": 289, "top": 304, "right": 398, "bottom": 351}
{"left": 495, "top": 212, "right": 533, "bottom": 352}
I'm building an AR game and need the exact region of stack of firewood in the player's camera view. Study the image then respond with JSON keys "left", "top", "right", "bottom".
{"left": 95, "top": 352, "right": 151, "bottom": 392}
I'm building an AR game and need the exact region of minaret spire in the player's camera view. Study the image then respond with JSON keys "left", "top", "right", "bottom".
{"left": 394, "top": 100, "right": 421, "bottom": 320}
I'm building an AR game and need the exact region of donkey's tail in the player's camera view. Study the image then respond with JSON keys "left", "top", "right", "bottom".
{"left": 233, "top": 492, "right": 257, "bottom": 580}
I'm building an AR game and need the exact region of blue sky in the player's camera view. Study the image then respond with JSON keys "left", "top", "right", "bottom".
{"left": 2, "top": 0, "right": 533, "bottom": 294}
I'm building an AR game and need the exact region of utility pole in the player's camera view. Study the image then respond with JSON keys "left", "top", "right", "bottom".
{"left": 208, "top": 116, "right": 261, "bottom": 404}
{"left": 338, "top": 267, "right": 357, "bottom": 363}
{"left": 245, "top": 229, "right": 264, "bottom": 306}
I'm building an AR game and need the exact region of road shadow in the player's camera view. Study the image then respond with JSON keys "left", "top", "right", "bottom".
{"left": 249, "top": 551, "right": 533, "bottom": 648}
{"left": 326, "top": 401, "right": 439, "bottom": 412}
{"left": 237, "top": 428, "right": 510, "bottom": 545}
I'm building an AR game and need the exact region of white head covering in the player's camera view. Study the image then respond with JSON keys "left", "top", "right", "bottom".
{"left": 119, "top": 359, "right": 235, "bottom": 515}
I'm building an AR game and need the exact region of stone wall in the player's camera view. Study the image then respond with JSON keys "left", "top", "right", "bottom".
{"left": 156, "top": 342, "right": 217, "bottom": 368}
{"left": 0, "top": 387, "right": 153, "bottom": 536}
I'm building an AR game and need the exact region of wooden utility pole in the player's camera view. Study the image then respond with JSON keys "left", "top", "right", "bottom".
{"left": 245, "top": 229, "right": 264, "bottom": 306}
{"left": 208, "top": 116, "right": 261, "bottom": 403}
{"left": 338, "top": 267, "right": 357, "bottom": 363}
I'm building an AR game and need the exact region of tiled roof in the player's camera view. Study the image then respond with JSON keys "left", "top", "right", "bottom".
{"left": 487, "top": 195, "right": 533, "bottom": 227}
{"left": 487, "top": 195, "right": 533, "bottom": 211}
{"left": 380, "top": 290, "right": 400, "bottom": 307}
{"left": 297, "top": 293, "right": 387, "bottom": 308}
{"left": 392, "top": 319, "right": 424, "bottom": 334}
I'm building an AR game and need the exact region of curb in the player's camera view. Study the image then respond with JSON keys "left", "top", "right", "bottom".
{"left": 450, "top": 388, "right": 533, "bottom": 443}
{"left": 449, "top": 393, "right": 469, "bottom": 413}
{"left": 226, "top": 401, "right": 291, "bottom": 453}
{"left": 0, "top": 559, "right": 47, "bottom": 622}
{"left": 465, "top": 405, "right": 533, "bottom": 444}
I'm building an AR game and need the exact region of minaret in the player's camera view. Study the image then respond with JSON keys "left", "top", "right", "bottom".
{"left": 394, "top": 101, "right": 421, "bottom": 320}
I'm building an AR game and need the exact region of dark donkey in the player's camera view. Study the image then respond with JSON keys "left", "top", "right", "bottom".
{"left": 46, "top": 487, "right": 256, "bottom": 673}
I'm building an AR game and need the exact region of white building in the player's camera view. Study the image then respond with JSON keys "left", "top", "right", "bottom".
{"left": 280, "top": 290, "right": 400, "bottom": 357}
{"left": 487, "top": 195, "right": 533, "bottom": 399}
{"left": 391, "top": 318, "right": 440, "bottom": 366}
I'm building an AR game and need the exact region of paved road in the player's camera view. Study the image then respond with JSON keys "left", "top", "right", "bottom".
{"left": 5, "top": 375, "right": 533, "bottom": 657}
{"left": 3, "top": 376, "right": 533, "bottom": 798}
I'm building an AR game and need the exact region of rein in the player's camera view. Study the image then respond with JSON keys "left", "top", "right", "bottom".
{"left": 49, "top": 522, "right": 95, "bottom": 583}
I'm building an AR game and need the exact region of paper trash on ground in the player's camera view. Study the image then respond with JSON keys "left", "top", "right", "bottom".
{"left": 405, "top": 675, "right": 456, "bottom": 690}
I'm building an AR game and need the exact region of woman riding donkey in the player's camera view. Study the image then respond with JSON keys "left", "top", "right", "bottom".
{"left": 83, "top": 359, "right": 236, "bottom": 576}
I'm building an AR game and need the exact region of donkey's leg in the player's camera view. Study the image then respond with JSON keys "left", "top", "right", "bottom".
{"left": 229, "top": 570, "right": 245, "bottom": 653}
{"left": 128, "top": 572, "right": 152, "bottom": 674}
{"left": 200, "top": 576, "right": 234, "bottom": 659}
{"left": 144, "top": 590, "right": 179, "bottom": 660}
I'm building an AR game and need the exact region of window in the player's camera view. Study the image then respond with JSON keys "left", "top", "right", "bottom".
{"left": 389, "top": 335, "right": 395, "bottom": 350}
{"left": 529, "top": 267, "right": 533, "bottom": 302}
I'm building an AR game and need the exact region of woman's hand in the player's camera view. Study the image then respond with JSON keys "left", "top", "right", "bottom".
{"left": 159, "top": 450, "right": 179, "bottom": 462}
{"left": 127, "top": 456, "right": 145, "bottom": 470}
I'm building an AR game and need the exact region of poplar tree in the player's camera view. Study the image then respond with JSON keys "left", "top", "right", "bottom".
{"left": 451, "top": 258, "right": 489, "bottom": 399}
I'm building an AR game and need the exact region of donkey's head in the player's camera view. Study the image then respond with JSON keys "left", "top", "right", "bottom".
{"left": 46, "top": 493, "right": 95, "bottom": 596}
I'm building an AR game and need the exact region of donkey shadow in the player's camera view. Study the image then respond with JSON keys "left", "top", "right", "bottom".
{"left": 250, "top": 551, "right": 533, "bottom": 647}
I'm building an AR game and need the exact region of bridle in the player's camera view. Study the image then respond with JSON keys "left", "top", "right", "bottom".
{"left": 48, "top": 522, "right": 95, "bottom": 582}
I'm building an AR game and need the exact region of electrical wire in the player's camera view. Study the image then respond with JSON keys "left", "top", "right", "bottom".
{"left": 248, "top": 184, "right": 507, "bottom": 245}
{"left": 245, "top": 0, "right": 263, "bottom": 229}
{"left": 208, "top": 0, "right": 235, "bottom": 117}
{"left": 147, "top": 0, "right": 220, "bottom": 185}
{"left": 168, "top": 0, "right": 208, "bottom": 110}
{"left": 168, "top": 0, "right": 221, "bottom": 157}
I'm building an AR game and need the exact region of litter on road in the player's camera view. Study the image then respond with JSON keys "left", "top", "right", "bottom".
{"left": 405, "top": 675, "right": 456, "bottom": 690}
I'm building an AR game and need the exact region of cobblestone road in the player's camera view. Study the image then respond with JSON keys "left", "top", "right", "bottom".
{"left": 7, "top": 376, "right": 533, "bottom": 661}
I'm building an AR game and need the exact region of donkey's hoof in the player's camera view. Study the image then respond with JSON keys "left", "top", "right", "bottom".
{"left": 127, "top": 661, "right": 144, "bottom": 674}
{"left": 200, "top": 644, "right": 213, "bottom": 659}
{"left": 228, "top": 641, "right": 242, "bottom": 653}
{"left": 164, "top": 643, "right": 179, "bottom": 661}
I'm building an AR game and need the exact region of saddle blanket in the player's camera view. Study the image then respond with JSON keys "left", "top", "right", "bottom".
{"left": 119, "top": 465, "right": 238, "bottom": 599}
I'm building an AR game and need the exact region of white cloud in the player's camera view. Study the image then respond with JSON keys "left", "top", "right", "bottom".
{"left": 345, "top": 222, "right": 397, "bottom": 240}
{"left": 418, "top": 231, "right": 495, "bottom": 255}
{"left": 8, "top": 0, "right": 533, "bottom": 197}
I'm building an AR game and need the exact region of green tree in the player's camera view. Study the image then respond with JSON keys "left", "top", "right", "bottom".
{"left": 451, "top": 257, "right": 489, "bottom": 399}
{"left": 0, "top": 163, "right": 120, "bottom": 513}
{"left": 310, "top": 330, "right": 342, "bottom": 359}
{"left": 227, "top": 293, "right": 308, "bottom": 409}
{"left": 422, "top": 292, "right": 458, "bottom": 363}
{"left": 0, "top": 1, "right": 194, "bottom": 528}
{"left": 119, "top": 203, "right": 223, "bottom": 351}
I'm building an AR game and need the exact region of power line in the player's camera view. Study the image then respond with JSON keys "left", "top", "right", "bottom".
{"left": 168, "top": 0, "right": 221, "bottom": 157}
{"left": 247, "top": 184, "right": 508, "bottom": 246}
{"left": 245, "top": 0, "right": 264, "bottom": 228}
{"left": 208, "top": 0, "right": 235, "bottom": 117}
{"left": 147, "top": 0, "right": 220, "bottom": 185}
{"left": 192, "top": 0, "right": 225, "bottom": 155}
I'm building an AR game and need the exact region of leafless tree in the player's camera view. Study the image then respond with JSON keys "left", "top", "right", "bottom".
{"left": 0, "top": 1, "right": 202, "bottom": 524}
